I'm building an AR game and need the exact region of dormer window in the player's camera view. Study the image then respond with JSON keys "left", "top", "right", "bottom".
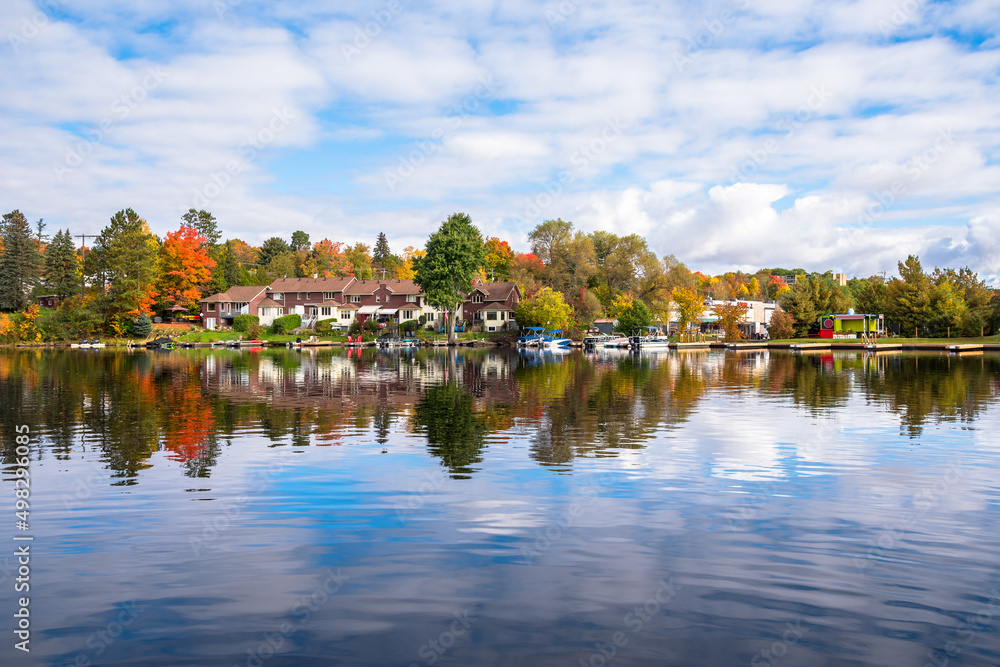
{"left": 273, "top": 293, "right": 283, "bottom": 301}
{"left": 472, "top": 294, "right": 484, "bottom": 303}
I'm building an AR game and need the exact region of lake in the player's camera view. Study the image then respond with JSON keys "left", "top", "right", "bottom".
{"left": 2, "top": 347, "right": 999, "bottom": 666}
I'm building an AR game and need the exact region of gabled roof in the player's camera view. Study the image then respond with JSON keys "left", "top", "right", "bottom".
{"left": 469, "top": 281, "right": 520, "bottom": 302}
{"left": 199, "top": 285, "right": 268, "bottom": 303}
{"left": 344, "top": 279, "right": 422, "bottom": 296}
{"left": 268, "top": 277, "right": 355, "bottom": 293}
{"left": 257, "top": 298, "right": 283, "bottom": 308}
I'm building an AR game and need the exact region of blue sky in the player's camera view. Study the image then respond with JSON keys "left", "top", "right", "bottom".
{"left": 1, "top": 0, "right": 999, "bottom": 280}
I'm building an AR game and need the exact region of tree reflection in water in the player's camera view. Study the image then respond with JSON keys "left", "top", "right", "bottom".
{"left": 2, "top": 348, "right": 999, "bottom": 483}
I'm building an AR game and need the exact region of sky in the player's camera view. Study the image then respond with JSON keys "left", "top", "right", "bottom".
{"left": 1, "top": 0, "right": 999, "bottom": 281}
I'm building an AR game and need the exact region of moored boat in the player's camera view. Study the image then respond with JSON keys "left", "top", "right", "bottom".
{"left": 541, "top": 330, "right": 571, "bottom": 348}
{"left": 628, "top": 326, "right": 671, "bottom": 349}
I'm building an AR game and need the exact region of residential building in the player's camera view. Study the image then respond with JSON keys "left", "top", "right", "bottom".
{"left": 461, "top": 280, "right": 521, "bottom": 332}
{"left": 699, "top": 298, "right": 777, "bottom": 338}
{"left": 199, "top": 286, "right": 269, "bottom": 330}
{"left": 36, "top": 294, "right": 63, "bottom": 309}
{"left": 199, "top": 276, "right": 521, "bottom": 332}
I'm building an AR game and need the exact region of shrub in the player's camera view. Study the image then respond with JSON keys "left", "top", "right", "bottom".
{"left": 401, "top": 319, "right": 418, "bottom": 335}
{"left": 418, "top": 314, "right": 427, "bottom": 326}
{"left": 270, "top": 314, "right": 301, "bottom": 335}
{"left": 131, "top": 314, "right": 152, "bottom": 337}
{"left": 348, "top": 319, "right": 363, "bottom": 335}
{"left": 315, "top": 318, "right": 336, "bottom": 335}
{"left": 246, "top": 322, "right": 265, "bottom": 340}
{"left": 233, "top": 314, "right": 259, "bottom": 332}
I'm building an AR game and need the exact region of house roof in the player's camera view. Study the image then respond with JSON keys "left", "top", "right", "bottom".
{"left": 469, "top": 281, "right": 520, "bottom": 302}
{"left": 344, "top": 279, "right": 422, "bottom": 295}
{"left": 337, "top": 303, "right": 359, "bottom": 310}
{"left": 200, "top": 285, "right": 268, "bottom": 303}
{"left": 268, "top": 277, "right": 355, "bottom": 293}
{"left": 257, "top": 298, "right": 283, "bottom": 308}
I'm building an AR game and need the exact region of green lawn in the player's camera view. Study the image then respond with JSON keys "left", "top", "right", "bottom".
{"left": 766, "top": 335, "right": 1000, "bottom": 345}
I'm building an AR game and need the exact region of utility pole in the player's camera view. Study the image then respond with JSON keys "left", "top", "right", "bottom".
{"left": 77, "top": 233, "right": 98, "bottom": 301}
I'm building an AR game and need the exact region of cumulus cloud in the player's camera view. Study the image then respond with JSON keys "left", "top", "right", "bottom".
{"left": 0, "top": 0, "right": 997, "bottom": 278}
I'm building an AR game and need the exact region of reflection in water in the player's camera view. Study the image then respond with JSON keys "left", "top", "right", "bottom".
{"left": 2, "top": 348, "right": 1000, "bottom": 666}
{"left": 2, "top": 348, "right": 999, "bottom": 480}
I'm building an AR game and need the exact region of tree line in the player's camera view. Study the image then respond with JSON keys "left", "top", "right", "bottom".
{"left": 1, "top": 207, "right": 998, "bottom": 341}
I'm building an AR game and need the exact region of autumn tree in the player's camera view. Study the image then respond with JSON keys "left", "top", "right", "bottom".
{"left": 158, "top": 225, "right": 216, "bottom": 309}
{"left": 528, "top": 219, "right": 596, "bottom": 297}
{"left": 712, "top": 301, "right": 747, "bottom": 342}
{"left": 414, "top": 213, "right": 486, "bottom": 343}
{"left": 90, "top": 208, "right": 160, "bottom": 322}
{"left": 509, "top": 252, "right": 544, "bottom": 295}
{"left": 513, "top": 287, "right": 573, "bottom": 331}
{"left": 345, "top": 243, "right": 374, "bottom": 279}
{"left": 395, "top": 246, "right": 425, "bottom": 280}
{"left": 483, "top": 237, "right": 514, "bottom": 281}
{"left": 44, "top": 229, "right": 81, "bottom": 300}
{"left": 672, "top": 287, "right": 704, "bottom": 341}
{"left": 768, "top": 307, "right": 795, "bottom": 339}
{"left": 0, "top": 210, "right": 42, "bottom": 310}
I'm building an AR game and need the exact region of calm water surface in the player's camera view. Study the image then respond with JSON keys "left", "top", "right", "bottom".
{"left": 2, "top": 347, "right": 999, "bottom": 666}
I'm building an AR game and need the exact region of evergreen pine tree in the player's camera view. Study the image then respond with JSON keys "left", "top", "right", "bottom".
{"left": 45, "top": 229, "right": 81, "bottom": 300}
{"left": 0, "top": 210, "right": 42, "bottom": 310}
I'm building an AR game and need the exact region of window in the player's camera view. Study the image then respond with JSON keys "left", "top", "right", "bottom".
{"left": 321, "top": 307, "right": 331, "bottom": 317}
{"left": 309, "top": 307, "right": 317, "bottom": 316}
{"left": 341, "top": 311, "right": 353, "bottom": 319}
{"left": 324, "top": 292, "right": 336, "bottom": 300}
{"left": 273, "top": 293, "right": 282, "bottom": 301}
{"left": 500, "top": 311, "right": 505, "bottom": 320}
{"left": 486, "top": 312, "right": 497, "bottom": 320}
{"left": 306, "top": 293, "right": 312, "bottom": 300}
{"left": 351, "top": 295, "right": 361, "bottom": 303}
{"left": 403, "top": 310, "right": 413, "bottom": 320}
{"left": 375, "top": 296, "right": 381, "bottom": 302}
{"left": 208, "top": 303, "right": 216, "bottom": 311}
{"left": 472, "top": 294, "right": 484, "bottom": 303}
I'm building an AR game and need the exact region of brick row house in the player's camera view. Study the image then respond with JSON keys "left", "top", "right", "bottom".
{"left": 200, "top": 277, "right": 521, "bottom": 332}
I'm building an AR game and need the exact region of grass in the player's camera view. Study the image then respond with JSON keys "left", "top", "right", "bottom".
{"left": 765, "top": 335, "right": 1000, "bottom": 345}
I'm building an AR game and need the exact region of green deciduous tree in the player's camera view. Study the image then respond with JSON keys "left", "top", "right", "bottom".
{"left": 886, "top": 256, "right": 932, "bottom": 337}
{"left": 528, "top": 219, "right": 596, "bottom": 297}
{"left": 414, "top": 213, "right": 486, "bottom": 343}
{"left": 0, "top": 210, "right": 42, "bottom": 311}
{"left": 290, "top": 230, "right": 310, "bottom": 252}
{"left": 44, "top": 229, "right": 81, "bottom": 300}
{"left": 779, "top": 274, "right": 853, "bottom": 337}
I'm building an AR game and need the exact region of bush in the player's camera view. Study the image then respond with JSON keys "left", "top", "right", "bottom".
{"left": 315, "top": 318, "right": 336, "bottom": 335}
{"left": 246, "top": 322, "right": 265, "bottom": 340}
{"left": 401, "top": 319, "right": 418, "bottom": 335}
{"left": 233, "top": 314, "right": 259, "bottom": 332}
{"left": 418, "top": 314, "right": 427, "bottom": 326}
{"left": 270, "top": 314, "right": 301, "bottom": 335}
{"left": 131, "top": 314, "right": 152, "bottom": 337}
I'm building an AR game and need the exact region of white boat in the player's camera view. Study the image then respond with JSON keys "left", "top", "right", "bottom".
{"left": 541, "top": 330, "right": 571, "bottom": 347}
{"left": 601, "top": 336, "right": 631, "bottom": 348}
{"left": 628, "top": 326, "right": 671, "bottom": 349}
{"left": 516, "top": 327, "right": 547, "bottom": 347}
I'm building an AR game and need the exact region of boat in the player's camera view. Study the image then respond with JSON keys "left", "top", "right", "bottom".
{"left": 377, "top": 332, "right": 420, "bottom": 347}
{"left": 516, "top": 327, "right": 547, "bottom": 347}
{"left": 145, "top": 337, "right": 175, "bottom": 350}
{"left": 541, "top": 330, "right": 571, "bottom": 348}
{"left": 628, "top": 326, "right": 671, "bottom": 349}
{"left": 583, "top": 334, "right": 620, "bottom": 348}
{"left": 88, "top": 339, "right": 106, "bottom": 348}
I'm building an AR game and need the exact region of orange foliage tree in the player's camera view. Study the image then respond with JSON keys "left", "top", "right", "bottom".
{"left": 158, "top": 226, "right": 216, "bottom": 309}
